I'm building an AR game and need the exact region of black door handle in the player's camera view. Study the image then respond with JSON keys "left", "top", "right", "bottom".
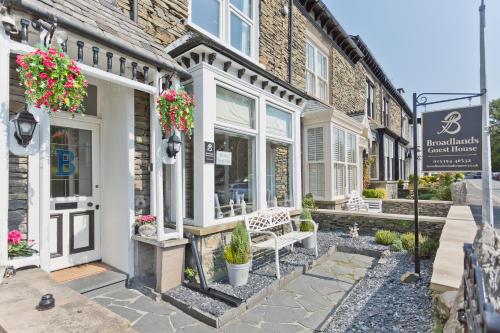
{"left": 87, "top": 202, "right": 93, "bottom": 207}
{"left": 95, "top": 204, "right": 100, "bottom": 210}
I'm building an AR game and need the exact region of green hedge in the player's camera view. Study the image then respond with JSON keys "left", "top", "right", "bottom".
{"left": 363, "top": 189, "right": 386, "bottom": 199}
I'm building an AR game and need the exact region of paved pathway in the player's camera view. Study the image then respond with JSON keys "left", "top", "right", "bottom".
{"left": 221, "top": 252, "right": 375, "bottom": 332}
{"left": 86, "top": 251, "right": 374, "bottom": 332}
{"left": 466, "top": 179, "right": 500, "bottom": 231}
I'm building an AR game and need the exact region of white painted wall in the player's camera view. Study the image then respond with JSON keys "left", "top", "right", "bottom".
{"left": 100, "top": 82, "right": 135, "bottom": 274}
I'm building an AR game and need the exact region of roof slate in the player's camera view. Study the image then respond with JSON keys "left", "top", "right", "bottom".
{"left": 22, "top": 0, "right": 182, "bottom": 72}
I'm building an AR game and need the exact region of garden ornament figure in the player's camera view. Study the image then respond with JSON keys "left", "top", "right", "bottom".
{"left": 229, "top": 199, "right": 235, "bottom": 217}
{"left": 349, "top": 222, "right": 359, "bottom": 238}
{"left": 241, "top": 199, "right": 247, "bottom": 215}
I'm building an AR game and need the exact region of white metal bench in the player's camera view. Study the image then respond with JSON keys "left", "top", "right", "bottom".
{"left": 346, "top": 191, "right": 382, "bottom": 213}
{"left": 244, "top": 208, "right": 318, "bottom": 279}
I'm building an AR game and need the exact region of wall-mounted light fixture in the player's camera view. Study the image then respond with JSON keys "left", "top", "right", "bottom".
{"left": 12, "top": 106, "right": 38, "bottom": 147}
{"left": 166, "top": 132, "right": 182, "bottom": 158}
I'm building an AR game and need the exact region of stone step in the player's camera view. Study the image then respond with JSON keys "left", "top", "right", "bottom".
{"left": 64, "top": 270, "right": 128, "bottom": 295}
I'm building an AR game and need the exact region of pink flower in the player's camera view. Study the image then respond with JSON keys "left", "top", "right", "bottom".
{"left": 8, "top": 230, "right": 23, "bottom": 245}
{"left": 39, "top": 73, "right": 48, "bottom": 80}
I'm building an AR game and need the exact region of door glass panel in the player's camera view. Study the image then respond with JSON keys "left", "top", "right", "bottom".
{"left": 50, "top": 126, "right": 92, "bottom": 197}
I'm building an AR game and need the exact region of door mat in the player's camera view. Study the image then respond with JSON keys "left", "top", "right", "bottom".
{"left": 50, "top": 262, "right": 110, "bottom": 284}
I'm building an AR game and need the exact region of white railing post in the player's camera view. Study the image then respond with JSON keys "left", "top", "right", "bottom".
{"left": 0, "top": 30, "right": 10, "bottom": 268}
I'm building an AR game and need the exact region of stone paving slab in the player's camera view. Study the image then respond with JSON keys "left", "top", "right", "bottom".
{"left": 221, "top": 252, "right": 375, "bottom": 332}
{"left": 0, "top": 268, "right": 134, "bottom": 333}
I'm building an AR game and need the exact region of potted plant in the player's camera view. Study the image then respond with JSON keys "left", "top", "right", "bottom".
{"left": 135, "top": 215, "right": 157, "bottom": 237}
{"left": 157, "top": 88, "right": 195, "bottom": 135}
{"left": 299, "top": 208, "right": 316, "bottom": 249}
{"left": 184, "top": 267, "right": 198, "bottom": 284}
{"left": 223, "top": 223, "right": 251, "bottom": 287}
{"left": 16, "top": 47, "right": 88, "bottom": 115}
{"left": 8, "top": 230, "right": 37, "bottom": 258}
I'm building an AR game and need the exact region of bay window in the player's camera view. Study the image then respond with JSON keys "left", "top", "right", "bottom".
{"left": 306, "top": 42, "right": 328, "bottom": 102}
{"left": 384, "top": 135, "right": 394, "bottom": 180}
{"left": 333, "top": 127, "right": 357, "bottom": 197}
{"left": 306, "top": 127, "right": 325, "bottom": 198}
{"left": 266, "top": 105, "right": 293, "bottom": 207}
{"left": 190, "top": 0, "right": 257, "bottom": 57}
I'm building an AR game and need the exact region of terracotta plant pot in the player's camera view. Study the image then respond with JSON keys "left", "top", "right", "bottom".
{"left": 138, "top": 224, "right": 157, "bottom": 237}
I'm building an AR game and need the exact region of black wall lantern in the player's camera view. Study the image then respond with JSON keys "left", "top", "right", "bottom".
{"left": 166, "top": 132, "right": 182, "bottom": 158}
{"left": 13, "top": 106, "right": 38, "bottom": 147}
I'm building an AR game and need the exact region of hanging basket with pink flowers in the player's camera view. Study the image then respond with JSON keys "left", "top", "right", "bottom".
{"left": 16, "top": 47, "right": 88, "bottom": 114}
{"left": 156, "top": 88, "right": 195, "bottom": 136}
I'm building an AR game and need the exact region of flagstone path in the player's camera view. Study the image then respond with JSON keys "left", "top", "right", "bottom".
{"left": 87, "top": 251, "right": 375, "bottom": 332}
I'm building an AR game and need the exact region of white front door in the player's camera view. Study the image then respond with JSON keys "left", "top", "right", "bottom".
{"left": 49, "top": 119, "right": 101, "bottom": 271}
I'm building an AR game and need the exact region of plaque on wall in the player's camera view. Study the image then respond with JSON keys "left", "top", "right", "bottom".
{"left": 205, "top": 141, "right": 215, "bottom": 163}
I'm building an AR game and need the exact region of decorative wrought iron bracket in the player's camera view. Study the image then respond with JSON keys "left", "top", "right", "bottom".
{"left": 416, "top": 89, "right": 487, "bottom": 107}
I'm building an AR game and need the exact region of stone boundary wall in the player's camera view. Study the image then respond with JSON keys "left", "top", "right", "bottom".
{"left": 312, "top": 209, "right": 445, "bottom": 239}
{"left": 382, "top": 199, "right": 452, "bottom": 217}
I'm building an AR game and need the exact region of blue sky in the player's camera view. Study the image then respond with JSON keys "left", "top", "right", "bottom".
{"left": 325, "top": 0, "right": 500, "bottom": 110}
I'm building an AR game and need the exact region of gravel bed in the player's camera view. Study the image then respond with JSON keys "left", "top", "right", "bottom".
{"left": 326, "top": 252, "right": 434, "bottom": 333}
{"left": 166, "top": 231, "right": 386, "bottom": 317}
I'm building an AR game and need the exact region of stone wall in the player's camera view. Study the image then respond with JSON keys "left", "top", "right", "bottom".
{"left": 134, "top": 90, "right": 151, "bottom": 215}
{"left": 312, "top": 209, "right": 445, "bottom": 239}
{"left": 272, "top": 144, "right": 290, "bottom": 205}
{"left": 9, "top": 55, "right": 28, "bottom": 234}
{"left": 382, "top": 199, "right": 452, "bottom": 218}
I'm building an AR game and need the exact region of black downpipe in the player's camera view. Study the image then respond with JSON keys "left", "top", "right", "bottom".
{"left": 131, "top": 0, "right": 138, "bottom": 22}
{"left": 287, "top": 0, "right": 293, "bottom": 84}
{"left": 190, "top": 235, "right": 208, "bottom": 290}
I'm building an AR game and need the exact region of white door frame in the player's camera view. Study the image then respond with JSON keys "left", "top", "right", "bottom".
{"left": 48, "top": 117, "right": 101, "bottom": 271}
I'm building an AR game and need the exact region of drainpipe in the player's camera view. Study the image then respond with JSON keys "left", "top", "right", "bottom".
{"left": 131, "top": 0, "right": 138, "bottom": 22}
{"left": 287, "top": 0, "right": 293, "bottom": 84}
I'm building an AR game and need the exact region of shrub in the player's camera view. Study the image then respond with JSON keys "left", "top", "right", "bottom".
{"left": 375, "top": 230, "right": 398, "bottom": 245}
{"left": 223, "top": 223, "right": 251, "bottom": 265}
{"left": 397, "top": 179, "right": 404, "bottom": 189}
{"left": 300, "top": 209, "right": 315, "bottom": 232}
{"left": 401, "top": 232, "right": 439, "bottom": 259}
{"left": 391, "top": 239, "right": 403, "bottom": 252}
{"left": 184, "top": 267, "right": 197, "bottom": 282}
{"left": 363, "top": 189, "right": 386, "bottom": 199}
{"left": 302, "top": 193, "right": 316, "bottom": 209}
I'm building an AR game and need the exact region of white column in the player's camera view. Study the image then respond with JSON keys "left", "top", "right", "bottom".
{"left": 293, "top": 110, "right": 302, "bottom": 208}
{"left": 150, "top": 71, "right": 164, "bottom": 241}
{"left": 257, "top": 97, "right": 267, "bottom": 210}
{"left": 192, "top": 66, "right": 216, "bottom": 227}
{"left": 38, "top": 110, "right": 50, "bottom": 271}
{"left": 172, "top": 76, "right": 183, "bottom": 238}
{"left": 0, "top": 30, "right": 10, "bottom": 268}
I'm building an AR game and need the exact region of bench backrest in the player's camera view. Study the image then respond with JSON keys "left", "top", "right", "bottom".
{"left": 347, "top": 190, "right": 365, "bottom": 205}
{"left": 244, "top": 208, "right": 291, "bottom": 232}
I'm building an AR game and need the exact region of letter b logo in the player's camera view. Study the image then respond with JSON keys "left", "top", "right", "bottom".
{"left": 56, "top": 149, "right": 75, "bottom": 176}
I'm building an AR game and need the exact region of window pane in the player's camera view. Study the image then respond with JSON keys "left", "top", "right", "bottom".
{"left": 266, "top": 105, "right": 292, "bottom": 138}
{"left": 307, "top": 127, "right": 323, "bottom": 161}
{"left": 50, "top": 127, "right": 92, "bottom": 197}
{"left": 308, "top": 163, "right": 325, "bottom": 197}
{"left": 347, "top": 165, "right": 356, "bottom": 194}
{"left": 347, "top": 133, "right": 356, "bottom": 163}
{"left": 317, "top": 53, "right": 327, "bottom": 79}
{"left": 266, "top": 142, "right": 293, "bottom": 207}
{"left": 216, "top": 86, "right": 255, "bottom": 128}
{"left": 306, "top": 44, "right": 315, "bottom": 71}
{"left": 82, "top": 84, "right": 97, "bottom": 116}
{"left": 306, "top": 71, "right": 315, "bottom": 95}
{"left": 230, "top": 0, "right": 252, "bottom": 18}
{"left": 230, "top": 12, "right": 251, "bottom": 55}
{"left": 333, "top": 163, "right": 345, "bottom": 196}
{"left": 317, "top": 80, "right": 327, "bottom": 101}
{"left": 214, "top": 131, "right": 255, "bottom": 219}
{"left": 192, "top": 0, "right": 220, "bottom": 37}
{"left": 333, "top": 128, "right": 345, "bottom": 162}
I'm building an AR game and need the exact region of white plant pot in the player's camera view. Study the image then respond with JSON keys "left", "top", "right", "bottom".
{"left": 302, "top": 236, "right": 316, "bottom": 249}
{"left": 226, "top": 261, "right": 250, "bottom": 287}
{"left": 138, "top": 224, "right": 157, "bottom": 238}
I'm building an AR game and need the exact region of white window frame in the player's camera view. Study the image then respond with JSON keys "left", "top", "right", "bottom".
{"left": 384, "top": 135, "right": 394, "bottom": 181}
{"left": 306, "top": 127, "right": 325, "bottom": 199}
{"left": 188, "top": 0, "right": 259, "bottom": 61}
{"left": 366, "top": 80, "right": 374, "bottom": 119}
{"left": 333, "top": 127, "right": 357, "bottom": 198}
{"left": 383, "top": 97, "right": 389, "bottom": 127}
{"left": 305, "top": 41, "right": 328, "bottom": 102}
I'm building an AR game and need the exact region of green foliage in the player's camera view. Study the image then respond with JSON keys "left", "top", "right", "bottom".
{"left": 362, "top": 189, "right": 386, "bottom": 199}
{"left": 489, "top": 99, "right": 500, "bottom": 171}
{"left": 401, "top": 232, "right": 438, "bottom": 259}
{"left": 300, "top": 209, "right": 315, "bottom": 232}
{"left": 375, "top": 230, "right": 399, "bottom": 245}
{"left": 223, "top": 223, "right": 251, "bottom": 265}
{"left": 302, "top": 193, "right": 316, "bottom": 209}
{"left": 8, "top": 241, "right": 38, "bottom": 257}
{"left": 397, "top": 179, "right": 404, "bottom": 189}
{"left": 453, "top": 173, "right": 464, "bottom": 182}
{"left": 184, "top": 267, "right": 197, "bottom": 282}
{"left": 391, "top": 239, "right": 404, "bottom": 252}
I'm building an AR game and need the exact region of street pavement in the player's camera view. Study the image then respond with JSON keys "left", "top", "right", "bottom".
{"left": 465, "top": 178, "right": 500, "bottom": 231}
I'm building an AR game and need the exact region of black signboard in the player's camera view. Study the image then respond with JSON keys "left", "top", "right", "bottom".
{"left": 205, "top": 141, "right": 215, "bottom": 163}
{"left": 422, "top": 105, "right": 482, "bottom": 172}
